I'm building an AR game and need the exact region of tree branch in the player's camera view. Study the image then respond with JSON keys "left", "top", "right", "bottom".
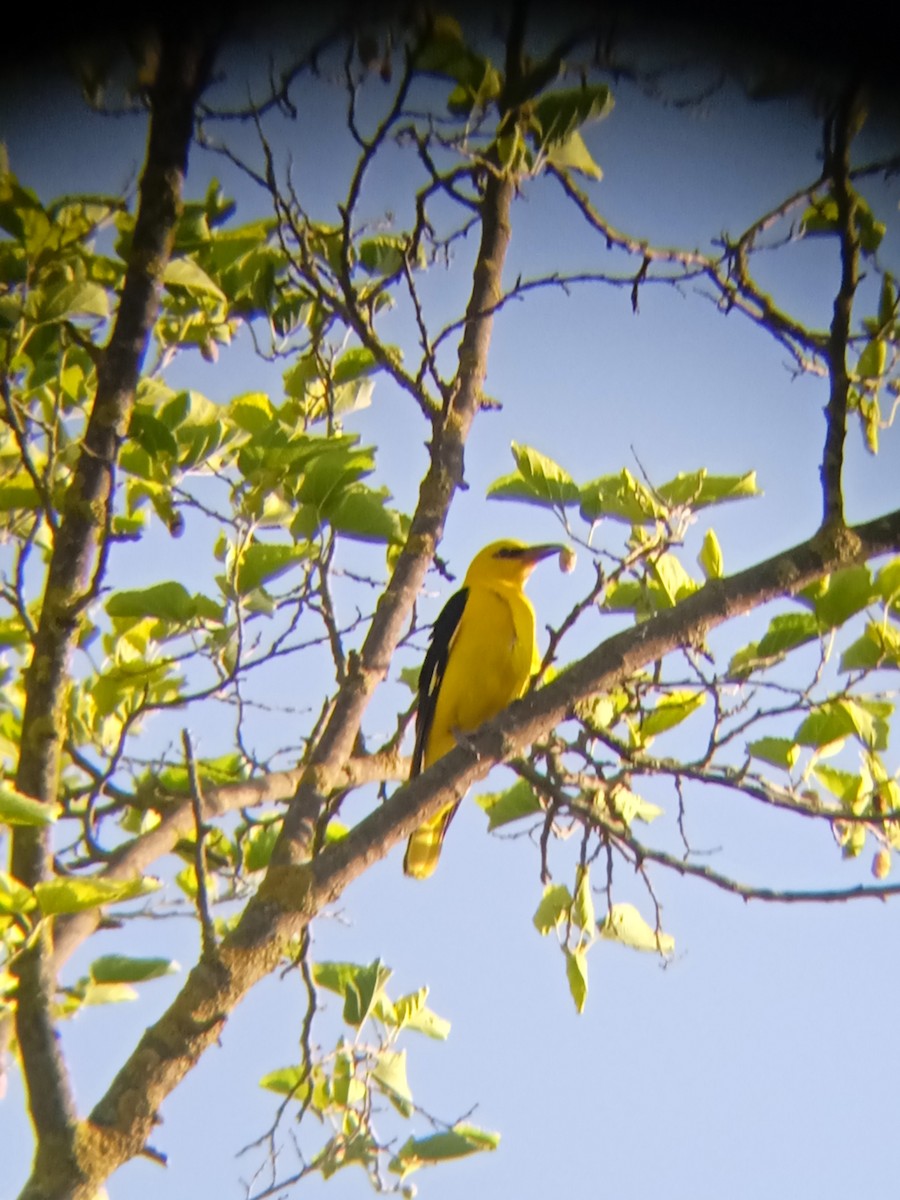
{"left": 11, "top": 27, "right": 218, "bottom": 1190}
{"left": 272, "top": 164, "right": 517, "bottom": 865}
{"left": 821, "top": 83, "right": 862, "bottom": 527}
{"left": 49, "top": 749, "right": 407, "bottom": 971}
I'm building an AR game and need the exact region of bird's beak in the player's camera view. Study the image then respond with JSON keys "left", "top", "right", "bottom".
{"left": 519, "top": 543, "right": 565, "bottom": 564}
{"left": 515, "top": 543, "right": 566, "bottom": 576}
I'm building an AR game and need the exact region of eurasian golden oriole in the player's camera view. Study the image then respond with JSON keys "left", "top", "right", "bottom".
{"left": 403, "top": 539, "right": 565, "bottom": 879}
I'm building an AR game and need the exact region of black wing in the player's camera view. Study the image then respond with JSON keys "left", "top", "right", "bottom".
{"left": 411, "top": 587, "right": 469, "bottom": 778}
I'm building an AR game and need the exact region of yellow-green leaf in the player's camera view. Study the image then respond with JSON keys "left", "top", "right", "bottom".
{"left": 599, "top": 903, "right": 675, "bottom": 955}
{"left": 35, "top": 875, "right": 160, "bottom": 916}
{"left": 0, "top": 782, "right": 60, "bottom": 826}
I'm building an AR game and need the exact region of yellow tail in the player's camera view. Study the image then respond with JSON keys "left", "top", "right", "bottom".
{"left": 403, "top": 803, "right": 458, "bottom": 879}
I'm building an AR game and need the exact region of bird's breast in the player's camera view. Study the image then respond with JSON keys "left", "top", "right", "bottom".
{"left": 435, "top": 583, "right": 536, "bottom": 738}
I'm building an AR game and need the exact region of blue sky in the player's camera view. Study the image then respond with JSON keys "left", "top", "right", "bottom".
{"left": 2, "top": 19, "right": 900, "bottom": 1200}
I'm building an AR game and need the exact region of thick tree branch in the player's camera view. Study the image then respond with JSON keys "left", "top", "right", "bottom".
{"left": 11, "top": 27, "right": 217, "bottom": 1191}
{"left": 821, "top": 84, "right": 862, "bottom": 527}
{"left": 273, "top": 166, "right": 517, "bottom": 866}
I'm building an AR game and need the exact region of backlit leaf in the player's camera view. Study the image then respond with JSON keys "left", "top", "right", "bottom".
{"left": 698, "top": 528, "right": 723, "bottom": 579}
{"left": 599, "top": 903, "right": 674, "bottom": 955}
{"left": 639, "top": 691, "right": 705, "bottom": 741}
{"left": 748, "top": 737, "right": 800, "bottom": 770}
{"left": 35, "top": 875, "right": 160, "bottom": 915}
{"left": 532, "top": 85, "right": 613, "bottom": 147}
{"left": 390, "top": 1125, "right": 499, "bottom": 1176}
{"left": 164, "top": 257, "right": 226, "bottom": 299}
{"left": 840, "top": 623, "right": 900, "bottom": 671}
{"left": 488, "top": 442, "right": 579, "bottom": 508}
{"left": 533, "top": 883, "right": 572, "bottom": 934}
{"left": 372, "top": 1049, "right": 413, "bottom": 1116}
{"left": 477, "top": 778, "right": 542, "bottom": 830}
{"left": 545, "top": 129, "right": 603, "bottom": 179}
{"left": 0, "top": 782, "right": 60, "bottom": 826}
{"left": 756, "top": 612, "right": 819, "bottom": 657}
{"left": 89, "top": 955, "right": 178, "bottom": 984}
{"left": 564, "top": 946, "right": 589, "bottom": 1014}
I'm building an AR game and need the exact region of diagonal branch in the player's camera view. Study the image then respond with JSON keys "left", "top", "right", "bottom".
{"left": 273, "top": 164, "right": 518, "bottom": 866}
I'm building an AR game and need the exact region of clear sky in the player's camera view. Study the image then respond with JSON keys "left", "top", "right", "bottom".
{"left": 2, "top": 14, "right": 900, "bottom": 1200}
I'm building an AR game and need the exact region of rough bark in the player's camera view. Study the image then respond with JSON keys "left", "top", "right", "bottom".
{"left": 12, "top": 28, "right": 218, "bottom": 1200}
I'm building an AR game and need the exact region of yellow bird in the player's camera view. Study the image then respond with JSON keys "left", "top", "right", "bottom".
{"left": 404, "top": 539, "right": 564, "bottom": 879}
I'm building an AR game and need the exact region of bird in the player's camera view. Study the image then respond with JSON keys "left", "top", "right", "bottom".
{"left": 403, "top": 539, "right": 565, "bottom": 879}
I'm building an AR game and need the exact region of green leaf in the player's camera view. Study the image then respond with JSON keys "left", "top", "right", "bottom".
{"left": 610, "top": 786, "right": 664, "bottom": 826}
{"left": 0, "top": 782, "right": 60, "bottom": 826}
{"left": 544, "top": 129, "right": 602, "bottom": 179}
{"left": 698, "top": 528, "right": 723, "bottom": 579}
{"left": 487, "top": 442, "right": 579, "bottom": 508}
{"left": 876, "top": 558, "right": 900, "bottom": 603}
{"left": 639, "top": 691, "right": 705, "bottom": 742}
{"left": 813, "top": 764, "right": 864, "bottom": 808}
{"left": 106, "top": 581, "right": 197, "bottom": 623}
{"left": 651, "top": 553, "right": 699, "bottom": 606}
{"left": 801, "top": 566, "right": 873, "bottom": 629}
{"left": 727, "top": 640, "right": 786, "bottom": 678}
{"left": 564, "top": 946, "right": 589, "bottom": 1014}
{"left": 796, "top": 699, "right": 888, "bottom": 752}
{"left": 413, "top": 21, "right": 501, "bottom": 113}
{"left": 390, "top": 1125, "right": 499, "bottom": 1176}
{"left": 229, "top": 392, "right": 274, "bottom": 433}
{"left": 259, "top": 1065, "right": 309, "bottom": 1099}
{"left": 389, "top": 988, "right": 451, "bottom": 1040}
{"left": 128, "top": 409, "right": 179, "bottom": 458}
{"left": 163, "top": 257, "right": 226, "bottom": 299}
{"left": 533, "top": 883, "right": 572, "bottom": 934}
{"left": 878, "top": 272, "right": 897, "bottom": 327}
{"left": 359, "top": 235, "right": 420, "bottom": 276}
{"left": 0, "top": 474, "right": 41, "bottom": 511}
{"left": 599, "top": 903, "right": 675, "bottom": 955}
{"left": 840, "top": 622, "right": 900, "bottom": 671}
{"left": 397, "top": 665, "right": 420, "bottom": 693}
{"left": 603, "top": 577, "right": 669, "bottom": 617}
{"left": 372, "top": 1049, "right": 414, "bottom": 1116}
{"left": 332, "top": 346, "right": 380, "bottom": 386}
{"left": 477, "top": 778, "right": 542, "bottom": 830}
{"left": 532, "top": 85, "right": 613, "bottom": 147}
{"left": 243, "top": 822, "right": 281, "bottom": 873}
{"left": 343, "top": 959, "right": 392, "bottom": 1027}
{"left": 35, "top": 875, "right": 160, "bottom": 915}
{"left": 802, "top": 191, "right": 885, "bottom": 254}
{"left": 328, "top": 486, "right": 404, "bottom": 545}
{"left": 89, "top": 955, "right": 178, "bottom": 984}
{"left": 579, "top": 468, "right": 665, "bottom": 524}
{"left": 81, "top": 981, "right": 138, "bottom": 1006}
{"left": 756, "top": 612, "right": 820, "bottom": 657}
{"left": 657, "top": 469, "right": 760, "bottom": 510}
{"left": 572, "top": 869, "right": 595, "bottom": 931}
{"left": 858, "top": 338, "right": 886, "bottom": 379}
{"left": 38, "top": 280, "right": 109, "bottom": 322}
{"left": 748, "top": 737, "right": 800, "bottom": 770}
{"left": 0, "top": 870, "right": 36, "bottom": 915}
{"left": 312, "top": 960, "right": 393, "bottom": 1028}
{"left": 236, "top": 543, "right": 306, "bottom": 594}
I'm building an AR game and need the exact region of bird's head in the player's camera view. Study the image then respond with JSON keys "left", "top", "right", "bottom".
{"left": 463, "top": 539, "right": 566, "bottom": 588}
